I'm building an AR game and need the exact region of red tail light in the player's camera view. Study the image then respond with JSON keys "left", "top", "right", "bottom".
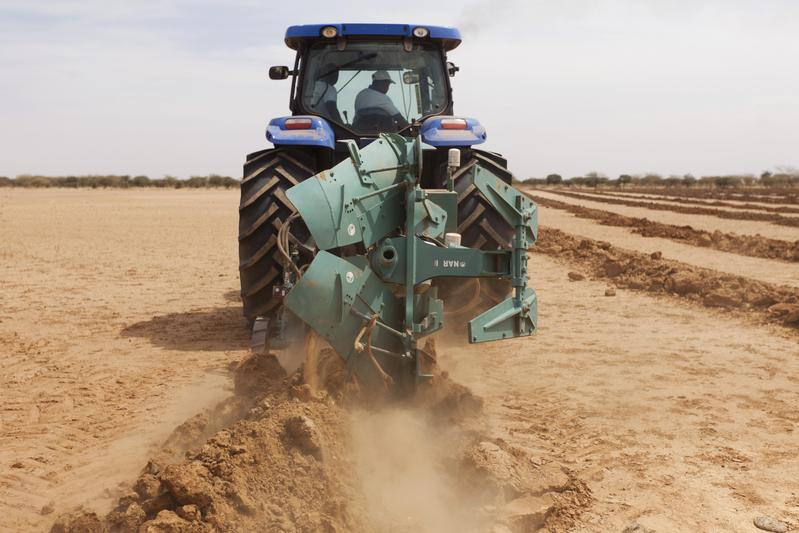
{"left": 284, "top": 118, "right": 313, "bottom": 130}
{"left": 440, "top": 118, "right": 468, "bottom": 130}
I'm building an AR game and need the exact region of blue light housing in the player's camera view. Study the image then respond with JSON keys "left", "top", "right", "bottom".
{"left": 266, "top": 116, "right": 335, "bottom": 150}
{"left": 420, "top": 117, "right": 487, "bottom": 147}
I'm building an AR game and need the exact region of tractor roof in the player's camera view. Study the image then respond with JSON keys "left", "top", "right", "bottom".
{"left": 284, "top": 24, "right": 462, "bottom": 51}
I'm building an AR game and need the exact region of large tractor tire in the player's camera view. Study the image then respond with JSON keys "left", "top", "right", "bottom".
{"left": 453, "top": 150, "right": 515, "bottom": 252}
{"left": 238, "top": 148, "right": 316, "bottom": 321}
{"left": 438, "top": 150, "right": 515, "bottom": 314}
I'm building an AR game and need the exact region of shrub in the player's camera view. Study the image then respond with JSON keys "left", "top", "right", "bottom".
{"left": 640, "top": 174, "right": 663, "bottom": 185}
{"left": 15, "top": 175, "right": 54, "bottom": 187}
{"left": 617, "top": 174, "right": 633, "bottom": 187}
{"left": 131, "top": 175, "right": 151, "bottom": 187}
{"left": 4, "top": 173, "right": 241, "bottom": 188}
{"left": 545, "top": 173, "right": 563, "bottom": 185}
{"left": 186, "top": 176, "right": 209, "bottom": 188}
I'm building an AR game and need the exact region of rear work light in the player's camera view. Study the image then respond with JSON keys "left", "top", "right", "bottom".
{"left": 321, "top": 26, "right": 337, "bottom": 38}
{"left": 412, "top": 27, "right": 429, "bottom": 38}
{"left": 440, "top": 118, "right": 468, "bottom": 130}
{"left": 284, "top": 118, "right": 313, "bottom": 130}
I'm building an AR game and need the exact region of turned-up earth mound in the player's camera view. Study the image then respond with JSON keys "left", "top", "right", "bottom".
{"left": 51, "top": 350, "right": 591, "bottom": 532}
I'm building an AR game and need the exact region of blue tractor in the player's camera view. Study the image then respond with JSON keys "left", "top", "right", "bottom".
{"left": 239, "top": 24, "right": 537, "bottom": 390}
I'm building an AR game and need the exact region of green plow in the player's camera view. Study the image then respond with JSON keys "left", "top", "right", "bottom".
{"left": 282, "top": 133, "right": 538, "bottom": 392}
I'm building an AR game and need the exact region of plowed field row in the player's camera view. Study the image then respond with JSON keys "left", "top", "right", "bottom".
{"left": 530, "top": 189, "right": 799, "bottom": 242}
{"left": 575, "top": 190, "right": 799, "bottom": 215}
{"left": 526, "top": 192, "right": 799, "bottom": 263}
{"left": 599, "top": 189, "right": 799, "bottom": 212}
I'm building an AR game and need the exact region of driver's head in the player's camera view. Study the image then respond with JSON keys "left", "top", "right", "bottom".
{"left": 320, "top": 63, "right": 339, "bottom": 84}
{"left": 371, "top": 70, "right": 394, "bottom": 94}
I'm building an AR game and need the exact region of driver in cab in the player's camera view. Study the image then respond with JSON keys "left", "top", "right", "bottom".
{"left": 353, "top": 70, "right": 409, "bottom": 131}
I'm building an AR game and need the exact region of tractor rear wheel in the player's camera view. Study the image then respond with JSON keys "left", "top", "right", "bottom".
{"left": 238, "top": 148, "right": 315, "bottom": 321}
{"left": 438, "top": 151, "right": 515, "bottom": 313}
{"left": 454, "top": 150, "right": 515, "bottom": 252}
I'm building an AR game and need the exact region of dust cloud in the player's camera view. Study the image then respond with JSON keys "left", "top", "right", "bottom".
{"left": 350, "top": 405, "right": 491, "bottom": 533}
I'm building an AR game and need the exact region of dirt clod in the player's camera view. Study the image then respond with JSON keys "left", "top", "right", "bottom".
{"left": 568, "top": 271, "right": 586, "bottom": 281}
{"left": 140, "top": 510, "right": 203, "bottom": 533}
{"left": 283, "top": 414, "right": 323, "bottom": 458}
{"left": 135, "top": 473, "right": 162, "bottom": 501}
{"left": 605, "top": 286, "right": 617, "bottom": 297}
{"left": 753, "top": 515, "right": 789, "bottom": 533}
{"left": 603, "top": 259, "right": 624, "bottom": 277}
{"left": 175, "top": 505, "right": 201, "bottom": 522}
{"left": 668, "top": 272, "right": 703, "bottom": 295}
{"left": 703, "top": 291, "right": 737, "bottom": 308}
{"left": 117, "top": 491, "right": 140, "bottom": 510}
{"left": 160, "top": 463, "right": 216, "bottom": 509}
{"left": 107, "top": 502, "right": 147, "bottom": 533}
{"left": 50, "top": 509, "right": 104, "bottom": 533}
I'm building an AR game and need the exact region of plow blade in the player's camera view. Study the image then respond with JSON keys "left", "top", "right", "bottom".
{"left": 468, "top": 287, "right": 537, "bottom": 343}
{"left": 283, "top": 250, "right": 410, "bottom": 389}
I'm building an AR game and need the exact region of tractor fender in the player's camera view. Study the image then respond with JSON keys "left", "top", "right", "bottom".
{"left": 266, "top": 115, "right": 335, "bottom": 150}
{"left": 420, "top": 116, "right": 486, "bottom": 147}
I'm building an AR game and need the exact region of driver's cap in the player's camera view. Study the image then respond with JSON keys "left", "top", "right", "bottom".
{"left": 372, "top": 70, "right": 395, "bottom": 84}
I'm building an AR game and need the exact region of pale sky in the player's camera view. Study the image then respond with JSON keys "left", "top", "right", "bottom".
{"left": 1, "top": 0, "right": 797, "bottom": 179}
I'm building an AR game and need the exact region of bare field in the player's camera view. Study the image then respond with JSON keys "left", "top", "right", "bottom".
{"left": 571, "top": 190, "right": 799, "bottom": 217}
{"left": 0, "top": 189, "right": 248, "bottom": 531}
{"left": 531, "top": 189, "right": 799, "bottom": 242}
{"left": 599, "top": 190, "right": 799, "bottom": 212}
{"left": 529, "top": 202, "right": 799, "bottom": 288}
{"left": 2, "top": 189, "right": 798, "bottom": 532}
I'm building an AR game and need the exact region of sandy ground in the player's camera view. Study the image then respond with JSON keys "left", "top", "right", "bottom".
{"left": 0, "top": 189, "right": 248, "bottom": 531}
{"left": 2, "top": 189, "right": 798, "bottom": 532}
{"left": 531, "top": 189, "right": 799, "bottom": 242}
{"left": 573, "top": 190, "right": 799, "bottom": 217}
{"left": 605, "top": 190, "right": 799, "bottom": 211}
{"left": 441, "top": 252, "right": 799, "bottom": 532}
{"left": 531, "top": 204, "right": 799, "bottom": 288}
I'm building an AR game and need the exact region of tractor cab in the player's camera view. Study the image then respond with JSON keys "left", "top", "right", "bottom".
{"left": 298, "top": 39, "right": 448, "bottom": 134}
{"left": 267, "top": 24, "right": 484, "bottom": 156}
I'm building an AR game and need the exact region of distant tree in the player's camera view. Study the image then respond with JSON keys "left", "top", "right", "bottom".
{"left": 545, "top": 173, "right": 563, "bottom": 185}
{"left": 617, "top": 174, "right": 633, "bottom": 189}
{"left": 761, "top": 173, "right": 796, "bottom": 187}
{"left": 131, "top": 175, "right": 151, "bottom": 187}
{"left": 186, "top": 176, "right": 209, "bottom": 188}
{"left": 641, "top": 174, "right": 662, "bottom": 186}
{"left": 0, "top": 176, "right": 11, "bottom": 187}
{"left": 584, "top": 171, "right": 607, "bottom": 189}
{"left": 715, "top": 176, "right": 744, "bottom": 188}
{"left": 15, "top": 175, "right": 53, "bottom": 187}
{"left": 682, "top": 174, "right": 696, "bottom": 187}
{"left": 221, "top": 176, "right": 239, "bottom": 189}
